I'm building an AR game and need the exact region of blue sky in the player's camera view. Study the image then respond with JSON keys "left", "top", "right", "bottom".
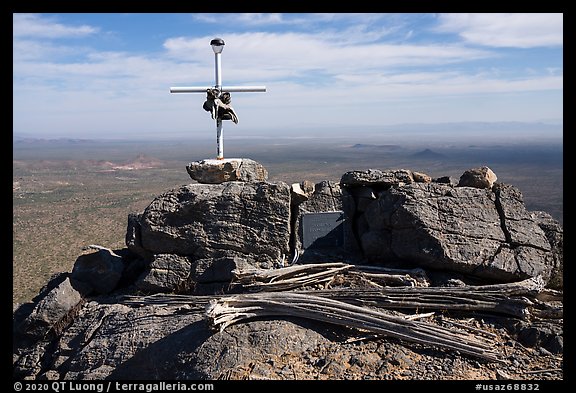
{"left": 13, "top": 13, "right": 563, "bottom": 139}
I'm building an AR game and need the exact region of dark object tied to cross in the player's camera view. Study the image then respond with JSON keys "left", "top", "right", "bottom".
{"left": 202, "top": 88, "right": 238, "bottom": 124}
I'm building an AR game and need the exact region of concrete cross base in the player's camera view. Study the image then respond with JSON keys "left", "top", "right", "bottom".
{"left": 186, "top": 158, "right": 269, "bottom": 184}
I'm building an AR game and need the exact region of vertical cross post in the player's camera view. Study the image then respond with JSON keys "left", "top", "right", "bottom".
{"left": 212, "top": 38, "right": 224, "bottom": 159}
{"left": 170, "top": 38, "right": 266, "bottom": 160}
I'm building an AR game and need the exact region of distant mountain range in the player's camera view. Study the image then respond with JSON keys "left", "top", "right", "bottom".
{"left": 411, "top": 149, "right": 446, "bottom": 160}
{"left": 13, "top": 136, "right": 94, "bottom": 144}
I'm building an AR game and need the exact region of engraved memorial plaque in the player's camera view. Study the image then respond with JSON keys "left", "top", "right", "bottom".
{"left": 302, "top": 211, "right": 345, "bottom": 249}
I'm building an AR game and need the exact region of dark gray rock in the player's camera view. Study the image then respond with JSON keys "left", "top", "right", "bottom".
{"left": 360, "top": 229, "right": 395, "bottom": 261}
{"left": 340, "top": 169, "right": 414, "bottom": 188}
{"left": 14, "top": 300, "right": 333, "bottom": 380}
{"left": 186, "top": 158, "right": 268, "bottom": 184}
{"left": 360, "top": 182, "right": 557, "bottom": 283}
{"left": 18, "top": 276, "right": 86, "bottom": 340}
{"left": 139, "top": 181, "right": 291, "bottom": 269}
{"left": 126, "top": 213, "right": 151, "bottom": 259}
{"left": 504, "top": 320, "right": 563, "bottom": 354}
{"left": 457, "top": 166, "right": 497, "bottom": 189}
{"left": 17, "top": 302, "right": 330, "bottom": 380}
{"left": 297, "top": 181, "right": 344, "bottom": 213}
{"left": 349, "top": 186, "right": 377, "bottom": 213}
{"left": 433, "top": 176, "right": 456, "bottom": 185}
{"left": 192, "top": 282, "right": 230, "bottom": 295}
{"left": 493, "top": 184, "right": 550, "bottom": 249}
{"left": 71, "top": 248, "right": 124, "bottom": 295}
{"left": 531, "top": 211, "right": 563, "bottom": 289}
{"left": 14, "top": 297, "right": 337, "bottom": 380}
{"left": 31, "top": 272, "right": 69, "bottom": 303}
{"left": 13, "top": 343, "right": 47, "bottom": 379}
{"left": 37, "top": 301, "right": 203, "bottom": 380}
{"left": 136, "top": 254, "right": 192, "bottom": 293}
{"left": 492, "top": 184, "right": 554, "bottom": 282}
{"left": 117, "top": 256, "right": 148, "bottom": 290}
{"left": 192, "top": 256, "right": 249, "bottom": 283}
{"left": 13, "top": 274, "right": 83, "bottom": 378}
{"left": 178, "top": 319, "right": 330, "bottom": 379}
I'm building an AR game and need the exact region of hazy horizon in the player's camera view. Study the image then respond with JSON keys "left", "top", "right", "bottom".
{"left": 13, "top": 119, "right": 563, "bottom": 143}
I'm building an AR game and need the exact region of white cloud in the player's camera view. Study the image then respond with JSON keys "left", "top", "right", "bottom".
{"left": 190, "top": 13, "right": 412, "bottom": 45}
{"left": 163, "top": 32, "right": 493, "bottom": 83}
{"left": 307, "top": 13, "right": 390, "bottom": 23}
{"left": 192, "top": 13, "right": 389, "bottom": 27}
{"left": 12, "top": 14, "right": 563, "bottom": 138}
{"left": 192, "top": 13, "right": 304, "bottom": 26}
{"left": 13, "top": 13, "right": 99, "bottom": 38}
{"left": 232, "top": 13, "right": 285, "bottom": 25}
{"left": 436, "top": 13, "right": 563, "bottom": 48}
{"left": 12, "top": 38, "right": 85, "bottom": 61}
{"left": 14, "top": 52, "right": 207, "bottom": 95}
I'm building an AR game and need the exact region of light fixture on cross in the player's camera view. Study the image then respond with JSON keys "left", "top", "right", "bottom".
{"left": 170, "top": 38, "right": 267, "bottom": 160}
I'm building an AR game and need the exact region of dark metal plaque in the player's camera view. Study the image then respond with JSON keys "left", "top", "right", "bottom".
{"left": 302, "top": 211, "right": 344, "bottom": 249}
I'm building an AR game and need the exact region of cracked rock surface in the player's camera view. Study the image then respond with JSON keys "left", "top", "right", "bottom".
{"left": 350, "top": 180, "right": 558, "bottom": 285}
{"left": 121, "top": 181, "right": 292, "bottom": 294}
{"left": 138, "top": 181, "right": 291, "bottom": 268}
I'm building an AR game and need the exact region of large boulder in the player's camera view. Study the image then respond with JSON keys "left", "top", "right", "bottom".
{"left": 457, "top": 166, "right": 498, "bottom": 189}
{"left": 71, "top": 247, "right": 125, "bottom": 295}
{"left": 139, "top": 181, "right": 291, "bottom": 270}
{"left": 358, "top": 182, "right": 558, "bottom": 284}
{"left": 16, "top": 275, "right": 86, "bottom": 340}
{"left": 340, "top": 169, "right": 414, "bottom": 188}
{"left": 186, "top": 158, "right": 268, "bottom": 184}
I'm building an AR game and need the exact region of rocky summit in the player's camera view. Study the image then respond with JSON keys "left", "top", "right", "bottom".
{"left": 13, "top": 161, "right": 563, "bottom": 380}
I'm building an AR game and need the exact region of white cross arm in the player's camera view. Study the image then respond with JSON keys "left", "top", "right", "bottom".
{"left": 170, "top": 86, "right": 267, "bottom": 93}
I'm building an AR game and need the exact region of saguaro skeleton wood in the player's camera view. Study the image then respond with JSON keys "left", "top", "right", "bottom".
{"left": 170, "top": 38, "right": 266, "bottom": 159}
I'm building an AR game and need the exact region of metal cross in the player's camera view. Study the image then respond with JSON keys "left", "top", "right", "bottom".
{"left": 170, "top": 38, "right": 266, "bottom": 160}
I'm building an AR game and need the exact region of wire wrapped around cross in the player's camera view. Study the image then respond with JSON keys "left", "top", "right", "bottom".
{"left": 202, "top": 88, "right": 239, "bottom": 124}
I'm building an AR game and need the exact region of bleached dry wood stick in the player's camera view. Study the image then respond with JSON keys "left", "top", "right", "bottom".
{"left": 206, "top": 292, "right": 503, "bottom": 362}
{"left": 231, "top": 263, "right": 430, "bottom": 291}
